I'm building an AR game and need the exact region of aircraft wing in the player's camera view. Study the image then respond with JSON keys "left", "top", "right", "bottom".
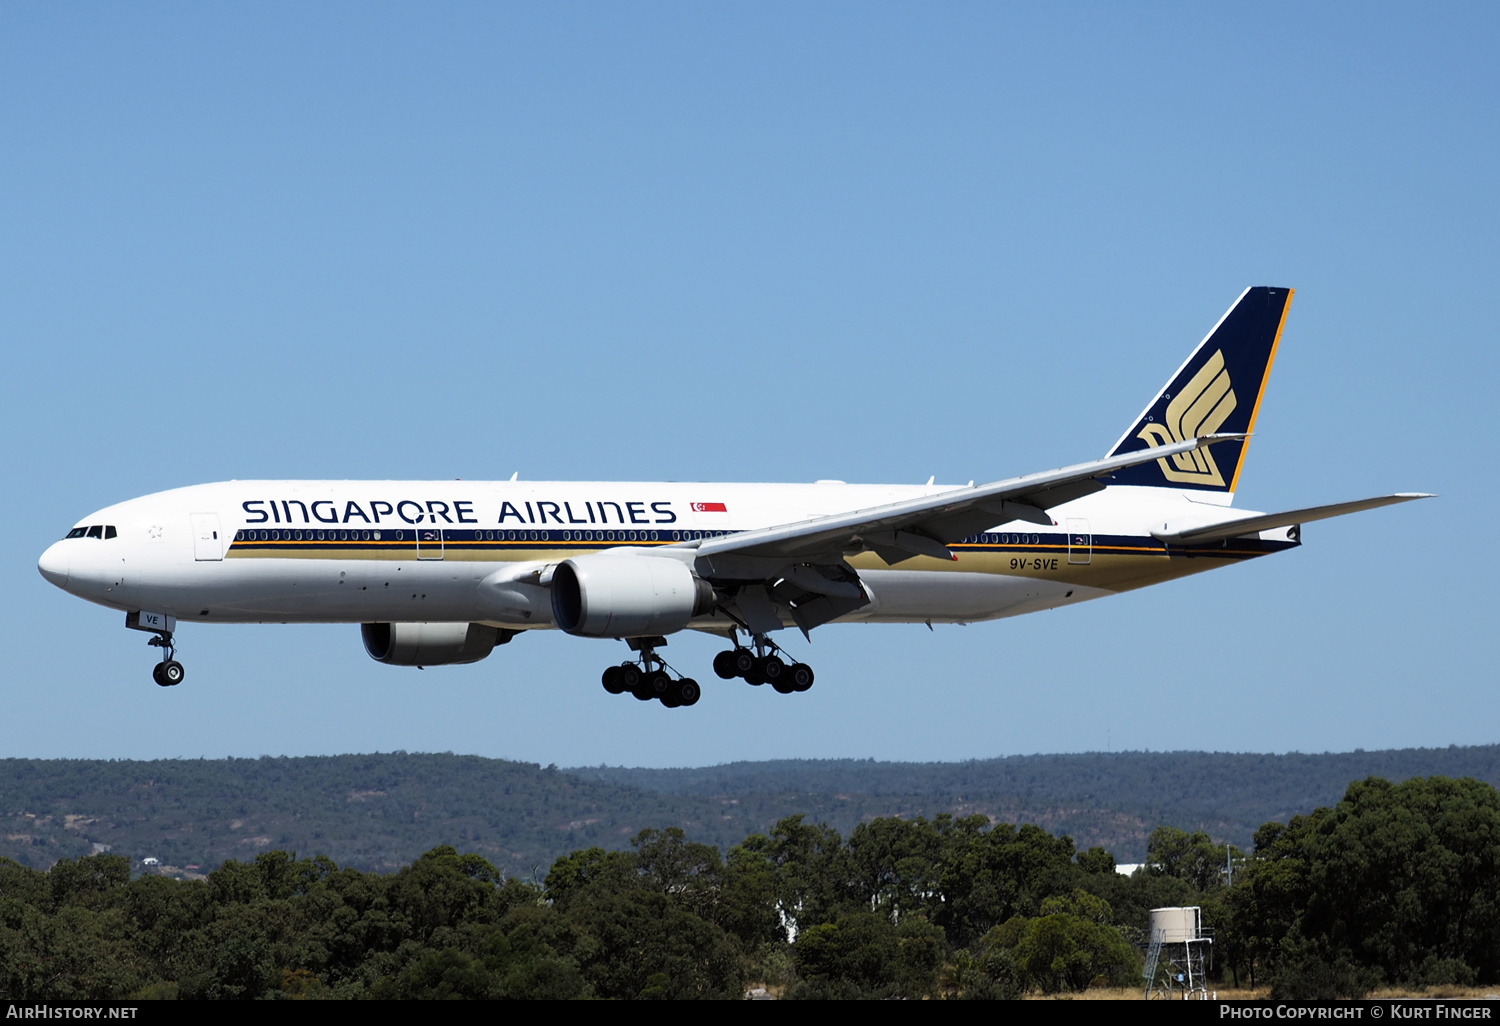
{"left": 688, "top": 434, "right": 1240, "bottom": 572}
{"left": 1150, "top": 493, "right": 1434, "bottom": 546}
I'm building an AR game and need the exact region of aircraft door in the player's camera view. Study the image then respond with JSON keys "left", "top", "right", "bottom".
{"left": 191, "top": 513, "right": 224, "bottom": 561}
{"left": 1067, "top": 518, "right": 1092, "bottom": 565}
{"left": 417, "top": 527, "right": 444, "bottom": 560}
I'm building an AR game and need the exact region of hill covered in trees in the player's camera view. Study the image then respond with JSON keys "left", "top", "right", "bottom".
{"left": 570, "top": 746, "right": 1500, "bottom": 858}
{"left": 2, "top": 745, "right": 1497, "bottom": 875}
{"left": 4, "top": 775, "right": 1498, "bottom": 999}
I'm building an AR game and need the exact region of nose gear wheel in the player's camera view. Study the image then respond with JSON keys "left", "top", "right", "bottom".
{"left": 146, "top": 631, "right": 184, "bottom": 687}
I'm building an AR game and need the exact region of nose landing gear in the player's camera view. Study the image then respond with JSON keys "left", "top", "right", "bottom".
{"left": 147, "top": 633, "right": 185, "bottom": 687}
{"left": 127, "top": 611, "right": 185, "bottom": 687}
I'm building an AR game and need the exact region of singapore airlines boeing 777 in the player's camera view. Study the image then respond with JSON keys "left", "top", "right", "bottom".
{"left": 38, "top": 288, "right": 1428, "bottom": 707}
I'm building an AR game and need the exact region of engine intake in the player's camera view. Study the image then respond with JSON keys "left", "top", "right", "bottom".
{"left": 361, "top": 622, "right": 503, "bottom": 666}
{"left": 551, "top": 554, "right": 715, "bottom": 638}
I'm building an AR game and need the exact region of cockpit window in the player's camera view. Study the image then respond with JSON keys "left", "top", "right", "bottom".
{"left": 65, "top": 525, "right": 117, "bottom": 540}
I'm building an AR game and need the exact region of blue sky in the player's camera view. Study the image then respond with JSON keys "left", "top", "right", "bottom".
{"left": 3, "top": 3, "right": 1495, "bottom": 766}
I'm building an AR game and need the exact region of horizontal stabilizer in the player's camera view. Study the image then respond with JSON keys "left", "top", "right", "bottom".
{"left": 1152, "top": 493, "right": 1433, "bottom": 546}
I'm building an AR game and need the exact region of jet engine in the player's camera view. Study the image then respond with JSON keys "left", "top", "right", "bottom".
{"left": 361, "top": 622, "right": 502, "bottom": 666}
{"left": 550, "top": 554, "right": 716, "bottom": 638}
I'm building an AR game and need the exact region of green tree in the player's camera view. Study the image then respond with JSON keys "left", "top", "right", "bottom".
{"left": 1300, "top": 776, "right": 1500, "bottom": 985}
{"left": 990, "top": 910, "right": 1138, "bottom": 994}
{"left": 791, "top": 911, "right": 945, "bottom": 999}
{"left": 1225, "top": 776, "right": 1500, "bottom": 994}
{"left": 569, "top": 891, "right": 743, "bottom": 999}
{"left": 720, "top": 837, "right": 784, "bottom": 947}
{"left": 1076, "top": 846, "right": 1117, "bottom": 875}
{"left": 759, "top": 816, "right": 853, "bottom": 937}
{"left": 632, "top": 827, "right": 725, "bottom": 925}
{"left": 935, "top": 820, "right": 1080, "bottom": 947}
{"left": 1146, "top": 826, "right": 1231, "bottom": 891}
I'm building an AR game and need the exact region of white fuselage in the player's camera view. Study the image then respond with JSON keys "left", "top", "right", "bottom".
{"left": 37, "top": 479, "right": 1291, "bottom": 632}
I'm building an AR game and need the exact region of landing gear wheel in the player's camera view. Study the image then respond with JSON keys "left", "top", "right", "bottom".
{"left": 759, "top": 655, "right": 786, "bottom": 685}
{"left": 790, "top": 663, "right": 814, "bottom": 692}
{"left": 147, "top": 629, "right": 182, "bottom": 686}
{"left": 771, "top": 675, "right": 796, "bottom": 694}
{"left": 675, "top": 678, "right": 701, "bottom": 707}
{"left": 618, "top": 663, "right": 642, "bottom": 691}
{"left": 713, "top": 650, "right": 739, "bottom": 679}
{"left": 643, "top": 670, "right": 673, "bottom": 700}
{"left": 731, "top": 648, "right": 756, "bottom": 677}
{"left": 602, "top": 665, "right": 627, "bottom": 694}
{"left": 744, "top": 663, "right": 766, "bottom": 686}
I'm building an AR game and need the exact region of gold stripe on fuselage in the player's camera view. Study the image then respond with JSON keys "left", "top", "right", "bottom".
{"left": 228, "top": 537, "right": 1277, "bottom": 595}
{"left": 847, "top": 546, "right": 1271, "bottom": 593}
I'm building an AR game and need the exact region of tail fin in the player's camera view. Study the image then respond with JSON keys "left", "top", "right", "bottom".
{"left": 1105, "top": 286, "right": 1293, "bottom": 498}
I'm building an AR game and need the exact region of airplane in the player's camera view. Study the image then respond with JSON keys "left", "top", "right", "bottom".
{"left": 37, "top": 287, "right": 1428, "bottom": 707}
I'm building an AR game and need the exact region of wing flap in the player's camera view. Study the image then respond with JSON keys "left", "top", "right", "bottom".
{"left": 864, "top": 530, "right": 956, "bottom": 562}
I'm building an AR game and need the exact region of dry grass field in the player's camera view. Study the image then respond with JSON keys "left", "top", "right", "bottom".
{"left": 1023, "top": 985, "right": 1500, "bottom": 1001}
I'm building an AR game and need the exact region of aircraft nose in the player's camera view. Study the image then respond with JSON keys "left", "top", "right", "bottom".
{"left": 38, "top": 541, "right": 70, "bottom": 588}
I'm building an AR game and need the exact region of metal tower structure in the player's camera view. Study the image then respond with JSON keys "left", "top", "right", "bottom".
{"left": 1143, "top": 906, "right": 1213, "bottom": 999}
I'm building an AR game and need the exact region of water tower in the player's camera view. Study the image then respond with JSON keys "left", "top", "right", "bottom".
{"left": 1143, "top": 906, "right": 1212, "bottom": 999}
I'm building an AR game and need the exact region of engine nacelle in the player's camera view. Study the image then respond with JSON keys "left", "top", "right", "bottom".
{"left": 551, "top": 554, "right": 715, "bottom": 638}
{"left": 361, "top": 622, "right": 502, "bottom": 666}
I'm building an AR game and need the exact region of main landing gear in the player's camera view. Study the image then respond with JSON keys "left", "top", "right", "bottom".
{"left": 713, "top": 633, "right": 813, "bottom": 694}
{"left": 601, "top": 636, "right": 700, "bottom": 708}
{"left": 598, "top": 633, "right": 812, "bottom": 708}
{"left": 148, "top": 632, "right": 185, "bottom": 688}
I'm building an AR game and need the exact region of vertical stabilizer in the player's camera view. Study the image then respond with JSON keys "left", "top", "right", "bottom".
{"left": 1105, "top": 286, "right": 1292, "bottom": 497}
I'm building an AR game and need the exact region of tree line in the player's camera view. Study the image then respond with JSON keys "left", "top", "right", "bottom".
{"left": 1, "top": 774, "right": 1495, "bottom": 999}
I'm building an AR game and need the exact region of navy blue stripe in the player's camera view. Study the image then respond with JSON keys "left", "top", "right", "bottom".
{"left": 229, "top": 526, "right": 1295, "bottom": 559}
{"left": 228, "top": 526, "right": 733, "bottom": 553}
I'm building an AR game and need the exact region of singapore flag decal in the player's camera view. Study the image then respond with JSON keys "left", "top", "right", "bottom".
{"left": 691, "top": 501, "right": 731, "bottom": 527}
